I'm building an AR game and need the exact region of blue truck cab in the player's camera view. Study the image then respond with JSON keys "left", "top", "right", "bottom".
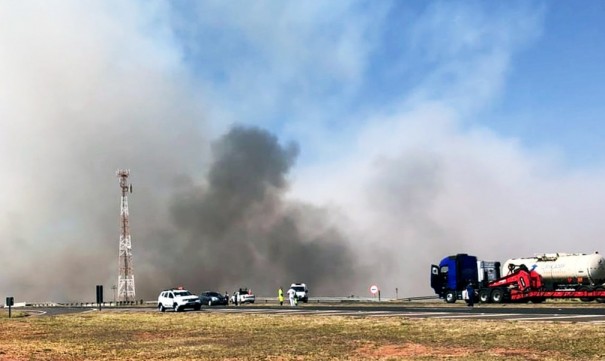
{"left": 431, "top": 254, "right": 501, "bottom": 303}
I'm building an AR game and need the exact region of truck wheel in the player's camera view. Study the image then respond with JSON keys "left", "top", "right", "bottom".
{"left": 594, "top": 286, "right": 605, "bottom": 303}
{"left": 531, "top": 297, "right": 545, "bottom": 304}
{"left": 479, "top": 290, "right": 491, "bottom": 303}
{"left": 158, "top": 304, "right": 166, "bottom": 312}
{"left": 445, "top": 290, "right": 457, "bottom": 303}
{"left": 173, "top": 304, "right": 180, "bottom": 312}
{"left": 491, "top": 289, "right": 504, "bottom": 303}
{"left": 208, "top": 300, "right": 212, "bottom": 306}
{"left": 578, "top": 286, "right": 595, "bottom": 302}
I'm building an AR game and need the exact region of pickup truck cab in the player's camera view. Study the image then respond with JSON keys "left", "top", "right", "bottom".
{"left": 231, "top": 288, "right": 255, "bottom": 304}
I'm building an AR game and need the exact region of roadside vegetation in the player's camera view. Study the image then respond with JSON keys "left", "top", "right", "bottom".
{"left": 1, "top": 311, "right": 604, "bottom": 360}
{"left": 0, "top": 309, "right": 27, "bottom": 318}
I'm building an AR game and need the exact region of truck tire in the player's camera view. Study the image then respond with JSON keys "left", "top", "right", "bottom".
{"left": 479, "top": 289, "right": 491, "bottom": 303}
{"left": 594, "top": 286, "right": 605, "bottom": 303}
{"left": 579, "top": 286, "right": 594, "bottom": 302}
{"left": 445, "top": 290, "right": 457, "bottom": 303}
{"left": 530, "top": 297, "right": 545, "bottom": 304}
{"left": 158, "top": 304, "right": 166, "bottom": 312}
{"left": 173, "top": 304, "right": 181, "bottom": 312}
{"left": 491, "top": 289, "right": 504, "bottom": 303}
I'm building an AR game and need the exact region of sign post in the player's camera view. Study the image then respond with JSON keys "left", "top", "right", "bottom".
{"left": 6, "top": 297, "right": 14, "bottom": 318}
{"left": 96, "top": 285, "right": 103, "bottom": 311}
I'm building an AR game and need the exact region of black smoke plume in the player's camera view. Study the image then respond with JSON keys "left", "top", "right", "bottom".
{"left": 138, "top": 125, "right": 361, "bottom": 297}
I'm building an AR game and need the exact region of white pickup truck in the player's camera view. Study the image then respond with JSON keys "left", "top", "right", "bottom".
{"left": 231, "top": 288, "right": 255, "bottom": 304}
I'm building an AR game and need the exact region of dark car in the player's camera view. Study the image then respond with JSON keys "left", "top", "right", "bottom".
{"left": 199, "top": 291, "right": 229, "bottom": 306}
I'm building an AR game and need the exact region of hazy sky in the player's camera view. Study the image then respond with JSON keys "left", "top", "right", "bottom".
{"left": 1, "top": 1, "right": 605, "bottom": 301}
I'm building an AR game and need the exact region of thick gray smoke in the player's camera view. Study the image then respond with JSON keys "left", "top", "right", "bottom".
{"left": 0, "top": 0, "right": 370, "bottom": 301}
{"left": 138, "top": 126, "right": 361, "bottom": 297}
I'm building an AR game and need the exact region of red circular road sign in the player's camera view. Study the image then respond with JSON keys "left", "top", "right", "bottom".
{"left": 370, "top": 285, "right": 379, "bottom": 294}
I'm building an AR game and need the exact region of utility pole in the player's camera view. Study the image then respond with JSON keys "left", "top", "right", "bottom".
{"left": 116, "top": 169, "right": 135, "bottom": 302}
{"left": 111, "top": 284, "right": 117, "bottom": 303}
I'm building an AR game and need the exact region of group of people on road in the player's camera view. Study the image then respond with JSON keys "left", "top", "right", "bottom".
{"left": 278, "top": 287, "right": 298, "bottom": 306}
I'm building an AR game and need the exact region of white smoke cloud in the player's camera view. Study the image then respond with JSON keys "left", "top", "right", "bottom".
{"left": 0, "top": 1, "right": 209, "bottom": 301}
{"left": 292, "top": 88, "right": 605, "bottom": 298}
{"left": 290, "top": 3, "right": 605, "bottom": 297}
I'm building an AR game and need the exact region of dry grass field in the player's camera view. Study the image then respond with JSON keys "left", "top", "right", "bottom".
{"left": 1, "top": 309, "right": 605, "bottom": 360}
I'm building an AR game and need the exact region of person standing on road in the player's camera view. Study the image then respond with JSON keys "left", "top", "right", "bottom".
{"left": 287, "top": 287, "right": 296, "bottom": 306}
{"left": 278, "top": 287, "right": 284, "bottom": 306}
{"left": 466, "top": 282, "right": 475, "bottom": 307}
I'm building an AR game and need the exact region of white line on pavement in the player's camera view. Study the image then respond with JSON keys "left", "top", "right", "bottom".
{"left": 510, "top": 314, "right": 605, "bottom": 321}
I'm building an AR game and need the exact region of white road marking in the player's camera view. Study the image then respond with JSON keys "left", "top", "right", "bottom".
{"left": 402, "top": 312, "right": 451, "bottom": 316}
{"left": 586, "top": 320, "right": 605, "bottom": 324}
{"left": 510, "top": 314, "right": 604, "bottom": 321}
{"left": 25, "top": 310, "right": 47, "bottom": 316}
{"left": 434, "top": 313, "right": 520, "bottom": 319}
{"left": 204, "top": 308, "right": 605, "bottom": 323}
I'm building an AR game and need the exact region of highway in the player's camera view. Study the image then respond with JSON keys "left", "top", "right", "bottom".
{"left": 203, "top": 305, "right": 605, "bottom": 323}
{"left": 17, "top": 304, "right": 605, "bottom": 323}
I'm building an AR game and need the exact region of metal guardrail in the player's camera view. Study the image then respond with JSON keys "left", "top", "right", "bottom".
{"left": 6, "top": 296, "right": 439, "bottom": 308}
{"left": 396, "top": 296, "right": 440, "bottom": 301}
{"left": 243, "top": 296, "right": 439, "bottom": 304}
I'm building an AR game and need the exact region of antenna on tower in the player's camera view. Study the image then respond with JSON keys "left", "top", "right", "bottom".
{"left": 116, "top": 169, "right": 136, "bottom": 302}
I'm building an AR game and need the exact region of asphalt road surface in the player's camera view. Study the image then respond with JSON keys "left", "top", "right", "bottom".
{"left": 203, "top": 305, "right": 605, "bottom": 323}
{"left": 20, "top": 304, "right": 605, "bottom": 323}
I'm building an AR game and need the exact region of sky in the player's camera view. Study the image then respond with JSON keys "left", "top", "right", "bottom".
{"left": 1, "top": 0, "right": 605, "bottom": 302}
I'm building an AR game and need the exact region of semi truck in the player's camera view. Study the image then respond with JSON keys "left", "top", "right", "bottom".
{"left": 431, "top": 252, "right": 605, "bottom": 303}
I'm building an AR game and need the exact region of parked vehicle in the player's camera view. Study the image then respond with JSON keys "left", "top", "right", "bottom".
{"left": 502, "top": 253, "right": 605, "bottom": 289}
{"left": 290, "top": 283, "right": 309, "bottom": 303}
{"left": 231, "top": 288, "right": 255, "bottom": 304}
{"left": 157, "top": 288, "right": 201, "bottom": 312}
{"left": 431, "top": 252, "right": 605, "bottom": 303}
{"left": 199, "top": 291, "right": 228, "bottom": 306}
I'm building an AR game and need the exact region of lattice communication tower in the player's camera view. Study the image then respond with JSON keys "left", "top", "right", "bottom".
{"left": 117, "top": 169, "right": 135, "bottom": 302}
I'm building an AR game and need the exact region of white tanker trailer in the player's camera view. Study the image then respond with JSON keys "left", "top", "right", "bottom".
{"left": 502, "top": 252, "right": 605, "bottom": 290}
{"left": 432, "top": 251, "right": 605, "bottom": 303}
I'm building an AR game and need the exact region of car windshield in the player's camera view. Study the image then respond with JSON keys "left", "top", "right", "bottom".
{"left": 292, "top": 287, "right": 305, "bottom": 292}
{"left": 206, "top": 292, "right": 220, "bottom": 297}
{"left": 174, "top": 291, "right": 192, "bottom": 297}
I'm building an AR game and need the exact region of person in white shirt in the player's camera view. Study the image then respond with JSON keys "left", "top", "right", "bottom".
{"left": 287, "top": 288, "right": 296, "bottom": 306}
